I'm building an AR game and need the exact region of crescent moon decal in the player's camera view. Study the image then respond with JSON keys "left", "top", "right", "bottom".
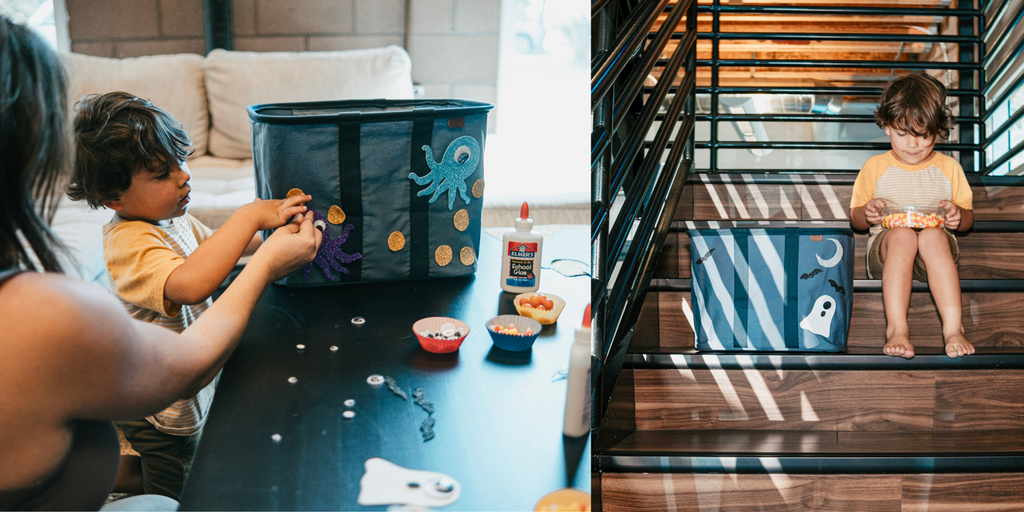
{"left": 816, "top": 238, "right": 843, "bottom": 268}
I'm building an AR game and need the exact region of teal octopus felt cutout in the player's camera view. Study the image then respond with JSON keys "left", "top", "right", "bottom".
{"left": 409, "top": 135, "right": 481, "bottom": 211}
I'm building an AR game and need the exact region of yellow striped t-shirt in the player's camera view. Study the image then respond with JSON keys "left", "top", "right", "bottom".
{"left": 103, "top": 212, "right": 216, "bottom": 436}
{"left": 851, "top": 150, "right": 973, "bottom": 277}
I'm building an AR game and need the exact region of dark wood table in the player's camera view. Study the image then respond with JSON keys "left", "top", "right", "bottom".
{"left": 178, "top": 234, "right": 591, "bottom": 511}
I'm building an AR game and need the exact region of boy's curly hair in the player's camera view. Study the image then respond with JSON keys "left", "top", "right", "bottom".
{"left": 874, "top": 73, "right": 955, "bottom": 141}
{"left": 67, "top": 92, "right": 193, "bottom": 208}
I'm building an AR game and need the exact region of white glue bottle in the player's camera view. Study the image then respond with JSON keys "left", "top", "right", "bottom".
{"left": 563, "top": 304, "right": 592, "bottom": 437}
{"left": 501, "top": 201, "right": 543, "bottom": 293}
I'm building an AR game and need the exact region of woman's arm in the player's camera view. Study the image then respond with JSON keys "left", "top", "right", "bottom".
{"left": 7, "top": 212, "right": 320, "bottom": 422}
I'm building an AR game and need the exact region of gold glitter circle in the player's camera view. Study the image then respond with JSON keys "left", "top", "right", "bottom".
{"left": 472, "top": 179, "right": 485, "bottom": 199}
{"left": 435, "top": 245, "right": 453, "bottom": 267}
{"left": 286, "top": 188, "right": 305, "bottom": 206}
{"left": 453, "top": 209, "right": 469, "bottom": 232}
{"left": 328, "top": 205, "right": 346, "bottom": 224}
{"left": 460, "top": 246, "right": 476, "bottom": 266}
{"left": 388, "top": 231, "right": 405, "bottom": 251}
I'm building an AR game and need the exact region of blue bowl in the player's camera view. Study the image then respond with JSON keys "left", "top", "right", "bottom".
{"left": 485, "top": 315, "right": 542, "bottom": 352}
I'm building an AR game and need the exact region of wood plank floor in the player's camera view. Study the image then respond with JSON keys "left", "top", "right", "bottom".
{"left": 650, "top": 290, "right": 1024, "bottom": 350}
{"left": 634, "top": 369, "right": 1024, "bottom": 431}
{"left": 658, "top": 231, "right": 1024, "bottom": 280}
{"left": 674, "top": 180, "right": 1024, "bottom": 222}
{"left": 603, "top": 472, "right": 1024, "bottom": 511}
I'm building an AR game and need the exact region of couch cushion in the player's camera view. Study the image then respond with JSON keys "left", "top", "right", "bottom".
{"left": 186, "top": 155, "right": 257, "bottom": 229}
{"left": 50, "top": 199, "right": 114, "bottom": 285}
{"left": 60, "top": 52, "right": 209, "bottom": 157}
{"left": 204, "top": 46, "right": 414, "bottom": 160}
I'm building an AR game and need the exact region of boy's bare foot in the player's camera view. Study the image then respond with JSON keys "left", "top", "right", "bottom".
{"left": 944, "top": 333, "right": 975, "bottom": 358}
{"left": 883, "top": 333, "right": 915, "bottom": 359}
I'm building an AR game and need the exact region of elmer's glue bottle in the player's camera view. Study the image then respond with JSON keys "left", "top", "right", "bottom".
{"left": 501, "top": 201, "right": 542, "bottom": 293}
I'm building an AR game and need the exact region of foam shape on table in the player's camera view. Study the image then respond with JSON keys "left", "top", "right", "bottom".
{"left": 357, "top": 457, "right": 460, "bottom": 508}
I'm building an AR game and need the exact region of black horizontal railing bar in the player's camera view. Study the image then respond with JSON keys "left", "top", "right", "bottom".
{"left": 627, "top": 347, "right": 1024, "bottom": 371}
{"left": 650, "top": 278, "right": 1024, "bottom": 293}
{"left": 608, "top": 107, "right": 695, "bottom": 266}
{"left": 688, "top": 141, "right": 978, "bottom": 150}
{"left": 984, "top": 138, "right": 1024, "bottom": 174}
{"left": 697, "top": 86, "right": 982, "bottom": 98}
{"left": 613, "top": 15, "right": 696, "bottom": 132}
{"left": 692, "top": 59, "right": 980, "bottom": 70}
{"left": 608, "top": 66, "right": 696, "bottom": 205}
{"left": 601, "top": 455, "right": 1024, "bottom": 475}
{"left": 684, "top": 113, "right": 980, "bottom": 123}
{"left": 686, "top": 4, "right": 981, "bottom": 16}
{"left": 982, "top": 4, "right": 1024, "bottom": 66}
{"left": 984, "top": 31, "right": 1024, "bottom": 90}
{"left": 682, "top": 32, "right": 982, "bottom": 44}
{"left": 684, "top": 172, "right": 1024, "bottom": 187}
{"left": 982, "top": 103, "right": 1024, "bottom": 148}
{"left": 984, "top": 60, "right": 1024, "bottom": 114}
{"left": 592, "top": 0, "right": 670, "bottom": 110}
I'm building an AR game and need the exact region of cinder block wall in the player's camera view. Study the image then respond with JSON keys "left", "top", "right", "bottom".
{"left": 66, "top": 0, "right": 500, "bottom": 126}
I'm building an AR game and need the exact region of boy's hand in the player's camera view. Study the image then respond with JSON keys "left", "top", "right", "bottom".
{"left": 863, "top": 199, "right": 887, "bottom": 224}
{"left": 246, "top": 195, "right": 311, "bottom": 231}
{"left": 251, "top": 211, "right": 322, "bottom": 281}
{"left": 939, "top": 200, "right": 961, "bottom": 230}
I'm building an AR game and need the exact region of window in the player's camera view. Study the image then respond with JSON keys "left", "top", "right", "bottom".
{"left": 488, "top": 0, "right": 588, "bottom": 214}
{"left": 0, "top": 0, "right": 69, "bottom": 51}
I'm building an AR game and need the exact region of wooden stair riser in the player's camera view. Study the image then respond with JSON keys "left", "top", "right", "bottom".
{"left": 657, "top": 231, "right": 1024, "bottom": 280}
{"left": 634, "top": 369, "right": 1024, "bottom": 431}
{"left": 602, "top": 473, "right": 1024, "bottom": 512}
{"left": 676, "top": 180, "right": 1024, "bottom": 222}
{"left": 647, "top": 290, "right": 1024, "bottom": 350}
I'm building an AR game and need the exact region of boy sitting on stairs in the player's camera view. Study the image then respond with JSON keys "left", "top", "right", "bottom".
{"left": 850, "top": 73, "right": 975, "bottom": 359}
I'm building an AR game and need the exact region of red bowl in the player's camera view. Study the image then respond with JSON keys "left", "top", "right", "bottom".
{"left": 412, "top": 316, "right": 469, "bottom": 353}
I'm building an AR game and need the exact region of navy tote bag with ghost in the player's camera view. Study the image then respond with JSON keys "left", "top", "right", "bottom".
{"left": 691, "top": 228, "right": 854, "bottom": 352}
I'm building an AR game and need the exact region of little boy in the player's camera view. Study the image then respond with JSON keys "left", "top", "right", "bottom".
{"left": 67, "top": 92, "right": 310, "bottom": 499}
{"left": 850, "top": 74, "right": 975, "bottom": 360}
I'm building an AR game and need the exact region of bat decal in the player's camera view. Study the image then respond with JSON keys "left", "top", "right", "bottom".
{"left": 800, "top": 268, "right": 823, "bottom": 279}
{"left": 828, "top": 279, "right": 846, "bottom": 295}
{"left": 695, "top": 248, "right": 715, "bottom": 265}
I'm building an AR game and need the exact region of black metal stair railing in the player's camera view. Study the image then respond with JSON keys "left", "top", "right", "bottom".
{"left": 647, "top": 0, "right": 989, "bottom": 175}
{"left": 982, "top": 0, "right": 1024, "bottom": 175}
{"left": 591, "top": 0, "right": 698, "bottom": 448}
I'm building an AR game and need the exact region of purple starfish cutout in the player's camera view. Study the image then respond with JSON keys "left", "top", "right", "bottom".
{"left": 303, "top": 209, "right": 362, "bottom": 282}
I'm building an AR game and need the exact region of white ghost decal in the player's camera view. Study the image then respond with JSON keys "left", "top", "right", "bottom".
{"left": 800, "top": 295, "right": 836, "bottom": 338}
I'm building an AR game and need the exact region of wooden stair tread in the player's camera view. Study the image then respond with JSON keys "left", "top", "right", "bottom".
{"left": 605, "top": 429, "right": 1024, "bottom": 457}
{"left": 629, "top": 346, "right": 1024, "bottom": 370}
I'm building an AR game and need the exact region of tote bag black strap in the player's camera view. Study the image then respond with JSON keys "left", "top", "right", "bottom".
{"left": 409, "top": 112, "right": 435, "bottom": 278}
{"left": 337, "top": 120, "right": 362, "bottom": 281}
{"left": 784, "top": 228, "right": 800, "bottom": 349}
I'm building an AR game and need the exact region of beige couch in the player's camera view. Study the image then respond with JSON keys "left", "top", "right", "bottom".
{"left": 54, "top": 46, "right": 414, "bottom": 284}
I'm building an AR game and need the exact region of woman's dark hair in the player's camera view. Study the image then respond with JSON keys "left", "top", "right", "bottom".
{"left": 0, "top": 16, "right": 71, "bottom": 273}
{"left": 68, "top": 92, "right": 193, "bottom": 208}
{"left": 874, "top": 73, "right": 955, "bottom": 140}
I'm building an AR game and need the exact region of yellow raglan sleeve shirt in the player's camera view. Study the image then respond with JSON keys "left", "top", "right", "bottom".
{"left": 103, "top": 221, "right": 186, "bottom": 318}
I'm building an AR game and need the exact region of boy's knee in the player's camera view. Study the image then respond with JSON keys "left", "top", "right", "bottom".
{"left": 883, "top": 227, "right": 918, "bottom": 252}
{"left": 917, "top": 228, "right": 952, "bottom": 258}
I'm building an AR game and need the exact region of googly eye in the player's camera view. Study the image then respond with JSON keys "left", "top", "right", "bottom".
{"left": 454, "top": 145, "right": 472, "bottom": 164}
{"left": 314, "top": 219, "right": 326, "bottom": 232}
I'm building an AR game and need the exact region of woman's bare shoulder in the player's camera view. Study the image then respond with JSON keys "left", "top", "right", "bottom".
{"left": 0, "top": 272, "right": 129, "bottom": 365}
